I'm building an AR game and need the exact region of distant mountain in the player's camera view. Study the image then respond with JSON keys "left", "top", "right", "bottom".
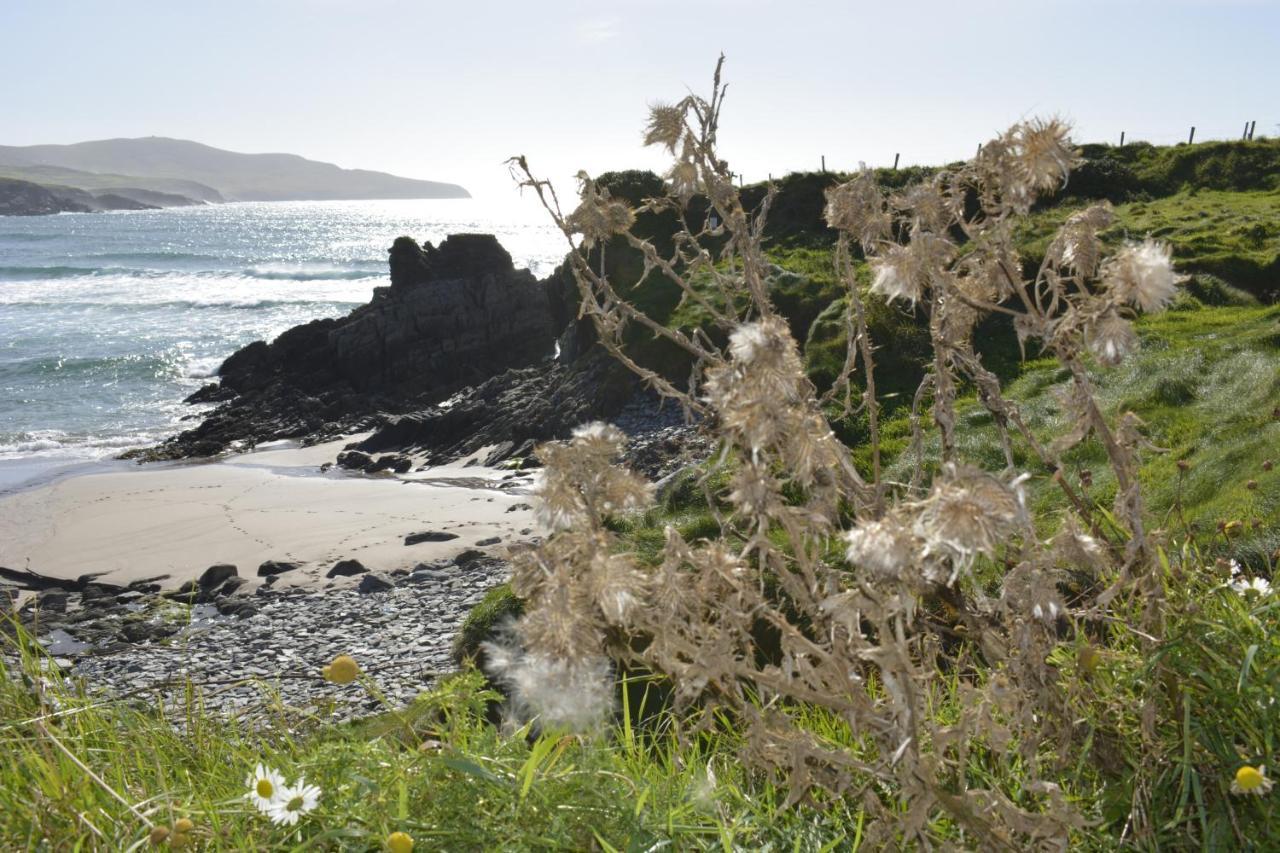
{"left": 0, "top": 137, "right": 470, "bottom": 202}
{"left": 0, "top": 163, "right": 224, "bottom": 203}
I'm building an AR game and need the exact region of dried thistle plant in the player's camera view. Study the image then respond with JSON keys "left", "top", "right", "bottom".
{"left": 503, "top": 57, "right": 1183, "bottom": 848}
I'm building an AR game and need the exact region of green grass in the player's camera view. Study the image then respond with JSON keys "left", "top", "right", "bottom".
{"left": 1019, "top": 189, "right": 1280, "bottom": 300}
{"left": 871, "top": 303, "right": 1280, "bottom": 565}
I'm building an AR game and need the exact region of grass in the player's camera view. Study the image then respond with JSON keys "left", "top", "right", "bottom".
{"left": 871, "top": 303, "right": 1280, "bottom": 566}
{"left": 1018, "top": 189, "right": 1280, "bottom": 301}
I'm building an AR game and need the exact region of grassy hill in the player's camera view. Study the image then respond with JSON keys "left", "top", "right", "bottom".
{"left": 0, "top": 163, "right": 225, "bottom": 203}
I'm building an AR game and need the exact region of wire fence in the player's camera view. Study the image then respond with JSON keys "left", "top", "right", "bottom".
{"left": 742, "top": 120, "right": 1276, "bottom": 185}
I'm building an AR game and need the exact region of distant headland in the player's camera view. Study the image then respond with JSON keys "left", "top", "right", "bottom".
{"left": 0, "top": 136, "right": 469, "bottom": 215}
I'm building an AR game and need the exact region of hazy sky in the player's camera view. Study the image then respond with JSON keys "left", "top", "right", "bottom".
{"left": 3, "top": 0, "right": 1277, "bottom": 203}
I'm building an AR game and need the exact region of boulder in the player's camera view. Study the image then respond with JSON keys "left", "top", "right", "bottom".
{"left": 326, "top": 559, "right": 368, "bottom": 578}
{"left": 257, "top": 560, "right": 300, "bottom": 578}
{"left": 197, "top": 564, "right": 238, "bottom": 590}
{"left": 356, "top": 574, "right": 394, "bottom": 595}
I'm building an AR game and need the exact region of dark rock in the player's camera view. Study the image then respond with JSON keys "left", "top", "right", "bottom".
{"left": 454, "top": 549, "right": 486, "bottom": 566}
{"left": 354, "top": 348, "right": 635, "bottom": 463}
{"left": 36, "top": 590, "right": 69, "bottom": 612}
{"left": 81, "top": 583, "right": 123, "bottom": 604}
{"left": 481, "top": 441, "right": 515, "bottom": 466}
{"left": 326, "top": 559, "right": 368, "bottom": 578}
{"left": 198, "top": 564, "right": 238, "bottom": 590}
{"left": 217, "top": 600, "right": 259, "bottom": 619}
{"left": 405, "top": 531, "right": 459, "bottom": 545}
{"left": 507, "top": 502, "right": 532, "bottom": 513}
{"left": 217, "top": 577, "right": 248, "bottom": 597}
{"left": 114, "top": 590, "right": 147, "bottom": 604}
{"left": 475, "top": 536, "right": 502, "bottom": 547}
{"left": 337, "top": 450, "right": 373, "bottom": 470}
{"left": 356, "top": 574, "right": 394, "bottom": 595}
{"left": 257, "top": 560, "right": 300, "bottom": 578}
{"left": 163, "top": 580, "right": 200, "bottom": 600}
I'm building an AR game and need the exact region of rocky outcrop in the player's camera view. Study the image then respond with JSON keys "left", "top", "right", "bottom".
{"left": 0, "top": 177, "right": 91, "bottom": 215}
{"left": 141, "top": 233, "right": 563, "bottom": 459}
{"left": 355, "top": 347, "right": 636, "bottom": 466}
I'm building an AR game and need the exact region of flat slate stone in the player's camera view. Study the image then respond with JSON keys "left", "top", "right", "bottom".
{"left": 405, "top": 531, "right": 459, "bottom": 546}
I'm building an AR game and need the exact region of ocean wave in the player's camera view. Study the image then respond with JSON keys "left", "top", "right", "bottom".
{"left": 0, "top": 264, "right": 382, "bottom": 283}
{"left": 184, "top": 356, "right": 224, "bottom": 379}
{"left": 0, "top": 232, "right": 62, "bottom": 242}
{"left": 241, "top": 266, "right": 381, "bottom": 281}
{"left": 0, "top": 296, "right": 366, "bottom": 311}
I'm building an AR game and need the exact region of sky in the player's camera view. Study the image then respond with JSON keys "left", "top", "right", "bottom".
{"left": 2, "top": 0, "right": 1278, "bottom": 205}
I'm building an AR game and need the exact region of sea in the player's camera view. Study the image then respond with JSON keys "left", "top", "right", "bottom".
{"left": 0, "top": 199, "right": 567, "bottom": 492}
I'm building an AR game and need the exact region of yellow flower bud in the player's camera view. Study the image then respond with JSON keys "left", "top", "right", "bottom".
{"left": 388, "top": 831, "right": 415, "bottom": 853}
{"left": 325, "top": 654, "right": 359, "bottom": 684}
{"left": 148, "top": 825, "right": 170, "bottom": 846}
{"left": 1078, "top": 644, "right": 1100, "bottom": 675}
{"left": 1236, "top": 765, "right": 1265, "bottom": 791}
{"left": 173, "top": 818, "right": 194, "bottom": 834}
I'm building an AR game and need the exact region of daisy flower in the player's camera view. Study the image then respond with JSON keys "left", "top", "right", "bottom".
{"left": 246, "top": 764, "right": 285, "bottom": 813}
{"left": 268, "top": 778, "right": 322, "bottom": 826}
{"left": 1231, "top": 765, "right": 1273, "bottom": 796}
{"left": 1230, "top": 574, "right": 1273, "bottom": 598}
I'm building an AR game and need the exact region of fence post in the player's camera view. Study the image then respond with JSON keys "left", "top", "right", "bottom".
{"left": 1120, "top": 131, "right": 1125, "bottom": 146}
{"left": 1188, "top": 126, "right": 1196, "bottom": 145}
{"left": 821, "top": 155, "right": 826, "bottom": 173}
{"left": 893, "top": 153, "right": 900, "bottom": 170}
{"left": 1244, "top": 121, "right": 1251, "bottom": 140}
{"left": 1249, "top": 120, "right": 1257, "bottom": 140}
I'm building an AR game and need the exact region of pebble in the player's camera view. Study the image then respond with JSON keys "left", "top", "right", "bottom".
{"left": 28, "top": 559, "right": 510, "bottom": 722}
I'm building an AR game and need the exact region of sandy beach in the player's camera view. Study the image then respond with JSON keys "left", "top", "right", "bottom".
{"left": 0, "top": 438, "right": 535, "bottom": 590}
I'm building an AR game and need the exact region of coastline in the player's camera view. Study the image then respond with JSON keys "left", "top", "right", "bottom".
{"left": 0, "top": 437, "right": 535, "bottom": 592}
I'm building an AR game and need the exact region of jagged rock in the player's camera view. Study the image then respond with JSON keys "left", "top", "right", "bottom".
{"left": 453, "top": 549, "right": 486, "bottom": 566}
{"left": 355, "top": 348, "right": 635, "bottom": 463}
{"left": 257, "top": 560, "right": 300, "bottom": 578}
{"left": 327, "top": 559, "right": 368, "bottom": 578}
{"left": 405, "top": 531, "right": 458, "bottom": 545}
{"left": 475, "top": 536, "right": 502, "bottom": 547}
{"left": 356, "top": 574, "right": 394, "bottom": 595}
{"left": 198, "top": 564, "right": 238, "bottom": 590}
{"left": 144, "top": 234, "right": 559, "bottom": 459}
